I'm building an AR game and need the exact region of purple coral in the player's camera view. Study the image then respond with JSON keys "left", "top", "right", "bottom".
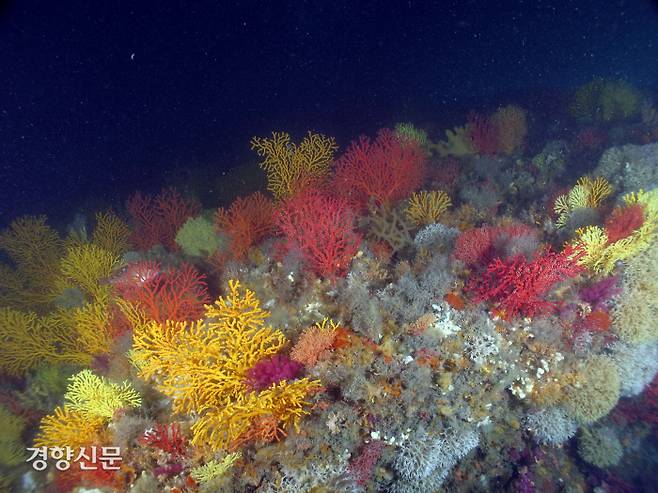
{"left": 245, "top": 354, "right": 302, "bottom": 391}
{"left": 579, "top": 276, "right": 621, "bottom": 311}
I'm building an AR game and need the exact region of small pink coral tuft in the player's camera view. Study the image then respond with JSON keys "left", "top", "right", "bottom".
{"left": 245, "top": 354, "right": 303, "bottom": 391}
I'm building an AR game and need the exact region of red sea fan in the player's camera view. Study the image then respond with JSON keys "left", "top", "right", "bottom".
{"left": 114, "top": 261, "right": 209, "bottom": 324}
{"left": 276, "top": 189, "right": 362, "bottom": 279}
{"left": 604, "top": 203, "right": 644, "bottom": 244}
{"left": 333, "top": 128, "right": 427, "bottom": 210}
{"left": 140, "top": 422, "right": 187, "bottom": 458}
{"left": 467, "top": 247, "right": 583, "bottom": 319}
{"left": 126, "top": 188, "right": 201, "bottom": 251}
{"left": 468, "top": 111, "right": 499, "bottom": 155}
{"left": 214, "top": 191, "right": 275, "bottom": 260}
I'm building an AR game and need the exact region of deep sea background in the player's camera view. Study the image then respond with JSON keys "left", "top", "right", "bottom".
{"left": 1, "top": 0, "right": 658, "bottom": 227}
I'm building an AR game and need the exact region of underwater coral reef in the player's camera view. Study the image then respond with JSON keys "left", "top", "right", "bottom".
{"left": 2, "top": 79, "right": 658, "bottom": 493}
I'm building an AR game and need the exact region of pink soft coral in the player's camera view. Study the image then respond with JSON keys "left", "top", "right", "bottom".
{"left": 245, "top": 354, "right": 303, "bottom": 391}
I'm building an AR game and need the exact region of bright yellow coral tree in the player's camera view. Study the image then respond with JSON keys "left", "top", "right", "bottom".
{"left": 131, "top": 279, "right": 322, "bottom": 450}
{"left": 571, "top": 188, "right": 658, "bottom": 274}
{"left": 251, "top": 131, "right": 337, "bottom": 199}
{"left": 554, "top": 176, "right": 613, "bottom": 228}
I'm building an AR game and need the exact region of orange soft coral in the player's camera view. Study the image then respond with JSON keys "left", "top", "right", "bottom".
{"left": 214, "top": 192, "right": 275, "bottom": 260}
{"left": 291, "top": 318, "right": 339, "bottom": 366}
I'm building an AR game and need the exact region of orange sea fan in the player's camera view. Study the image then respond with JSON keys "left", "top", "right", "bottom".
{"left": 215, "top": 192, "right": 275, "bottom": 260}
{"left": 291, "top": 318, "right": 338, "bottom": 366}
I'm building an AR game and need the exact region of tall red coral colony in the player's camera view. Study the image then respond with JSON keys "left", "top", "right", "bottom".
{"left": 467, "top": 247, "right": 583, "bottom": 319}
{"left": 214, "top": 191, "right": 275, "bottom": 261}
{"left": 468, "top": 111, "right": 499, "bottom": 155}
{"left": 126, "top": 187, "right": 201, "bottom": 251}
{"left": 113, "top": 261, "right": 209, "bottom": 324}
{"left": 333, "top": 128, "right": 427, "bottom": 211}
{"left": 275, "top": 189, "right": 362, "bottom": 279}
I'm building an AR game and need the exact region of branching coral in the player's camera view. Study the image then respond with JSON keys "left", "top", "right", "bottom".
{"left": 59, "top": 243, "right": 122, "bottom": 300}
{"left": 554, "top": 176, "right": 613, "bottom": 228}
{"left": 276, "top": 189, "right": 362, "bottom": 279}
{"left": 0, "top": 308, "right": 92, "bottom": 376}
{"left": 214, "top": 191, "right": 275, "bottom": 260}
{"left": 126, "top": 188, "right": 201, "bottom": 251}
{"left": 33, "top": 406, "right": 106, "bottom": 449}
{"left": 115, "top": 261, "right": 209, "bottom": 324}
{"left": 491, "top": 105, "right": 527, "bottom": 155}
{"left": 92, "top": 211, "right": 131, "bottom": 257}
{"left": 405, "top": 190, "right": 452, "bottom": 226}
{"left": 64, "top": 369, "right": 141, "bottom": 419}
{"left": 251, "top": 131, "right": 337, "bottom": 199}
{"left": 291, "top": 318, "right": 339, "bottom": 366}
{"left": 468, "top": 247, "right": 582, "bottom": 319}
{"left": 190, "top": 452, "right": 242, "bottom": 483}
{"left": 131, "top": 279, "right": 322, "bottom": 450}
{"left": 0, "top": 215, "right": 63, "bottom": 309}
{"left": 333, "top": 128, "right": 427, "bottom": 210}
{"left": 571, "top": 188, "right": 658, "bottom": 274}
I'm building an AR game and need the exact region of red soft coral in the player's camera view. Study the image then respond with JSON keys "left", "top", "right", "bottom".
{"left": 454, "top": 223, "right": 537, "bottom": 267}
{"left": 276, "top": 189, "right": 362, "bottom": 279}
{"left": 126, "top": 188, "right": 201, "bottom": 251}
{"left": 114, "top": 261, "right": 209, "bottom": 324}
{"left": 333, "top": 128, "right": 426, "bottom": 210}
{"left": 604, "top": 203, "right": 644, "bottom": 244}
{"left": 467, "top": 247, "right": 582, "bottom": 319}
{"left": 468, "top": 111, "right": 499, "bottom": 155}
{"left": 139, "top": 422, "right": 187, "bottom": 458}
{"left": 214, "top": 191, "right": 275, "bottom": 260}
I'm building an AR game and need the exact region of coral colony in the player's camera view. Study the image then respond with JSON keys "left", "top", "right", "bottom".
{"left": 1, "top": 81, "right": 658, "bottom": 493}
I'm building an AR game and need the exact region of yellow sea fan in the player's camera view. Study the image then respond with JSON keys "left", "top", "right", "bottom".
{"left": 34, "top": 406, "right": 105, "bottom": 449}
{"left": 0, "top": 216, "right": 63, "bottom": 307}
{"left": 64, "top": 369, "right": 141, "bottom": 419}
{"left": 59, "top": 243, "right": 121, "bottom": 300}
{"left": 554, "top": 176, "right": 613, "bottom": 229}
{"left": 291, "top": 318, "right": 339, "bottom": 366}
{"left": 204, "top": 279, "right": 269, "bottom": 332}
{"left": 92, "top": 211, "right": 131, "bottom": 256}
{"left": 578, "top": 176, "right": 613, "bottom": 208}
{"left": 132, "top": 281, "right": 287, "bottom": 414}
{"left": 191, "top": 378, "right": 322, "bottom": 450}
{"left": 432, "top": 126, "right": 474, "bottom": 157}
{"left": 406, "top": 191, "right": 452, "bottom": 226}
{"left": 0, "top": 308, "right": 91, "bottom": 376}
{"left": 190, "top": 452, "right": 242, "bottom": 483}
{"left": 251, "top": 131, "right": 338, "bottom": 199}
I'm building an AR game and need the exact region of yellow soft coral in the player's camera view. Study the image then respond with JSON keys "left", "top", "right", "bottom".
{"left": 191, "top": 378, "right": 322, "bottom": 450}
{"left": 131, "top": 279, "right": 321, "bottom": 450}
{"left": 190, "top": 452, "right": 242, "bottom": 483}
{"left": 0, "top": 308, "right": 92, "bottom": 376}
{"left": 406, "top": 190, "right": 452, "bottom": 226}
{"left": 64, "top": 369, "right": 141, "bottom": 419}
{"left": 92, "top": 211, "right": 131, "bottom": 256}
{"left": 58, "top": 243, "right": 121, "bottom": 300}
{"left": 572, "top": 188, "right": 658, "bottom": 273}
{"left": 0, "top": 216, "right": 63, "bottom": 308}
{"left": 251, "top": 131, "right": 338, "bottom": 199}
{"left": 554, "top": 176, "right": 613, "bottom": 228}
{"left": 34, "top": 406, "right": 105, "bottom": 449}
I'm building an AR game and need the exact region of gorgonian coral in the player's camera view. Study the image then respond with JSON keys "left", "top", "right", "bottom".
{"left": 276, "top": 189, "right": 362, "bottom": 279}
{"left": 333, "top": 128, "right": 427, "bottom": 210}
{"left": 467, "top": 247, "right": 582, "bottom": 319}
